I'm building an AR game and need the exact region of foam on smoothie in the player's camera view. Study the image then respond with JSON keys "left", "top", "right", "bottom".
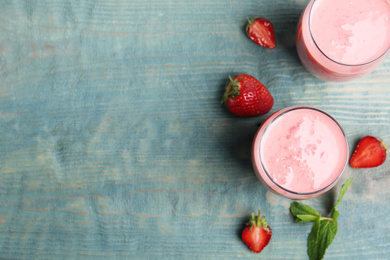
{"left": 310, "top": 0, "right": 390, "bottom": 65}
{"left": 260, "top": 108, "right": 348, "bottom": 194}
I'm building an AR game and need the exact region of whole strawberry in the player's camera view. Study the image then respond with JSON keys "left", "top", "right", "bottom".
{"left": 242, "top": 210, "right": 272, "bottom": 253}
{"left": 221, "top": 74, "right": 274, "bottom": 117}
{"left": 246, "top": 17, "right": 277, "bottom": 49}
{"left": 350, "top": 136, "right": 387, "bottom": 168}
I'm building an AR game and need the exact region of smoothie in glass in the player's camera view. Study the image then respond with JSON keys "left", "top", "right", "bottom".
{"left": 296, "top": 0, "right": 390, "bottom": 81}
{"left": 252, "top": 106, "right": 349, "bottom": 199}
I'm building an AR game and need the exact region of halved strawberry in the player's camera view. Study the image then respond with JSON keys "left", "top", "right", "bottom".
{"left": 242, "top": 210, "right": 272, "bottom": 253}
{"left": 246, "top": 17, "right": 276, "bottom": 49}
{"left": 350, "top": 136, "right": 388, "bottom": 168}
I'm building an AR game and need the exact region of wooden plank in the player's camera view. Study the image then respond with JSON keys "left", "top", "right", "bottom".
{"left": 0, "top": 0, "right": 389, "bottom": 258}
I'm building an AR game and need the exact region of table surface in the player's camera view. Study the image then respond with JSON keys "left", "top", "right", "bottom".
{"left": 1, "top": 0, "right": 390, "bottom": 259}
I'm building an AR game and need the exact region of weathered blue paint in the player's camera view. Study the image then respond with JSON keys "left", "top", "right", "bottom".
{"left": 0, "top": 0, "right": 389, "bottom": 259}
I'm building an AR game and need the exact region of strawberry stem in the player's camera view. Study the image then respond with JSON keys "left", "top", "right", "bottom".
{"left": 257, "top": 210, "right": 261, "bottom": 226}
{"left": 246, "top": 210, "right": 271, "bottom": 233}
{"left": 246, "top": 17, "right": 257, "bottom": 36}
{"left": 221, "top": 76, "right": 242, "bottom": 106}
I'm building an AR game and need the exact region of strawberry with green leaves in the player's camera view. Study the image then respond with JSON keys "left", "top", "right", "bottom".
{"left": 221, "top": 74, "right": 274, "bottom": 117}
{"left": 242, "top": 210, "right": 272, "bottom": 253}
{"left": 350, "top": 136, "right": 387, "bottom": 168}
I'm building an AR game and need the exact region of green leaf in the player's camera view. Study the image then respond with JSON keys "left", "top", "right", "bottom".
{"left": 331, "top": 208, "right": 339, "bottom": 222}
{"left": 292, "top": 179, "right": 354, "bottom": 260}
{"left": 307, "top": 219, "right": 321, "bottom": 244}
{"left": 308, "top": 218, "right": 338, "bottom": 260}
{"left": 296, "top": 214, "right": 321, "bottom": 222}
{"left": 334, "top": 178, "right": 353, "bottom": 210}
{"left": 290, "top": 202, "right": 321, "bottom": 223}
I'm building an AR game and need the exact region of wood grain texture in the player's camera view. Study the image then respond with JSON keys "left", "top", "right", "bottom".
{"left": 0, "top": 0, "right": 390, "bottom": 259}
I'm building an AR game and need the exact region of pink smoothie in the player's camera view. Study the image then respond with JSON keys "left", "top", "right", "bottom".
{"left": 296, "top": 0, "right": 390, "bottom": 81}
{"left": 252, "top": 106, "right": 349, "bottom": 199}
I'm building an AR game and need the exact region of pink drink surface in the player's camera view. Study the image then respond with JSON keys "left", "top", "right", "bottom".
{"left": 296, "top": 0, "right": 390, "bottom": 81}
{"left": 310, "top": 0, "right": 390, "bottom": 65}
{"left": 260, "top": 109, "right": 348, "bottom": 193}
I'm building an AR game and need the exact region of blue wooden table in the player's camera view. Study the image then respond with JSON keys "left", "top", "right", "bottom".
{"left": 1, "top": 0, "right": 389, "bottom": 259}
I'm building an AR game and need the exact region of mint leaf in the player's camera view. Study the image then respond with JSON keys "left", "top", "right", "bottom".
{"left": 334, "top": 178, "right": 353, "bottom": 210}
{"left": 330, "top": 208, "right": 339, "bottom": 222}
{"left": 296, "top": 214, "right": 321, "bottom": 223}
{"left": 291, "top": 178, "right": 353, "bottom": 260}
{"left": 308, "top": 218, "right": 338, "bottom": 260}
{"left": 290, "top": 202, "right": 321, "bottom": 223}
{"left": 307, "top": 209, "right": 339, "bottom": 260}
{"left": 307, "top": 219, "right": 321, "bottom": 244}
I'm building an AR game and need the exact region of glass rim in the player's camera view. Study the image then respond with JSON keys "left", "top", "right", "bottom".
{"left": 308, "top": 0, "right": 390, "bottom": 67}
{"left": 259, "top": 106, "right": 349, "bottom": 196}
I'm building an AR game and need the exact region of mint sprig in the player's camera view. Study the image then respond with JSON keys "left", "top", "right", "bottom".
{"left": 290, "top": 178, "right": 353, "bottom": 260}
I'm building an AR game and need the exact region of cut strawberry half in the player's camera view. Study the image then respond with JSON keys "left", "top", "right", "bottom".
{"left": 350, "top": 136, "right": 388, "bottom": 168}
{"left": 242, "top": 210, "right": 272, "bottom": 253}
{"left": 246, "top": 17, "right": 277, "bottom": 49}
